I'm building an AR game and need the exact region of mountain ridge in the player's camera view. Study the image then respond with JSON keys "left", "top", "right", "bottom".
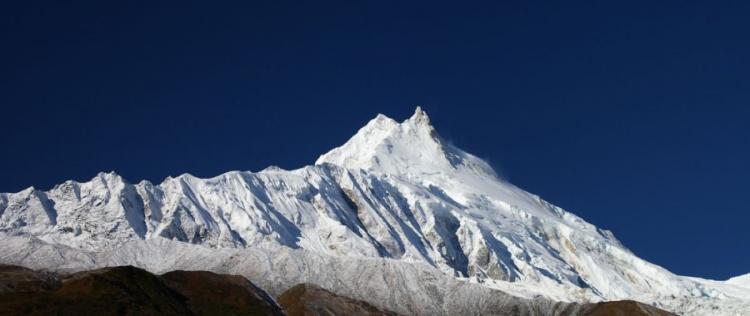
{"left": 0, "top": 107, "right": 748, "bottom": 315}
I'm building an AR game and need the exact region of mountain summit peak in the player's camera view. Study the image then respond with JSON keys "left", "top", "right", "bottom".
{"left": 316, "top": 107, "right": 494, "bottom": 177}
{"left": 408, "top": 106, "right": 431, "bottom": 125}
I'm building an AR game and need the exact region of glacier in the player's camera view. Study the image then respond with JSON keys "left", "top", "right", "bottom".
{"left": 0, "top": 107, "right": 748, "bottom": 315}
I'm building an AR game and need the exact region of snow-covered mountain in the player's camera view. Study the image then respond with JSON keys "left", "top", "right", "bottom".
{"left": 0, "top": 107, "right": 748, "bottom": 315}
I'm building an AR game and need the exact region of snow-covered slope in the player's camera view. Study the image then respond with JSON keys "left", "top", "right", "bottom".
{"left": 0, "top": 107, "right": 748, "bottom": 315}
{"left": 0, "top": 233, "right": 594, "bottom": 316}
{"left": 727, "top": 273, "right": 750, "bottom": 289}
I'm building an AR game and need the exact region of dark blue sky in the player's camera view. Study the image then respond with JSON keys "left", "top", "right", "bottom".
{"left": 1, "top": 1, "right": 748, "bottom": 280}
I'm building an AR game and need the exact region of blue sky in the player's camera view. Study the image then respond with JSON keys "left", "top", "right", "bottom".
{"left": 1, "top": 1, "right": 748, "bottom": 280}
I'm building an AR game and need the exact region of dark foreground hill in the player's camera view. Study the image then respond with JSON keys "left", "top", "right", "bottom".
{"left": 0, "top": 265, "right": 284, "bottom": 316}
{"left": 278, "top": 283, "right": 401, "bottom": 316}
{"left": 0, "top": 264, "right": 673, "bottom": 316}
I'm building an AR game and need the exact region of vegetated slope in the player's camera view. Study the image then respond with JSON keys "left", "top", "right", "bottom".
{"left": 0, "top": 236, "right": 677, "bottom": 316}
{"left": 0, "top": 265, "right": 284, "bottom": 316}
{"left": 275, "top": 283, "right": 674, "bottom": 316}
{"left": 278, "top": 283, "right": 400, "bottom": 316}
{"left": 0, "top": 107, "right": 748, "bottom": 315}
{"left": 0, "top": 265, "right": 59, "bottom": 293}
{"left": 584, "top": 300, "right": 675, "bottom": 316}
{"left": 0, "top": 262, "right": 673, "bottom": 316}
{"left": 0, "top": 236, "right": 581, "bottom": 315}
{"left": 161, "top": 270, "right": 284, "bottom": 316}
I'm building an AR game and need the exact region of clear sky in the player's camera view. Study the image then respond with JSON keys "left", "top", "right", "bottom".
{"left": 1, "top": 1, "right": 748, "bottom": 280}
